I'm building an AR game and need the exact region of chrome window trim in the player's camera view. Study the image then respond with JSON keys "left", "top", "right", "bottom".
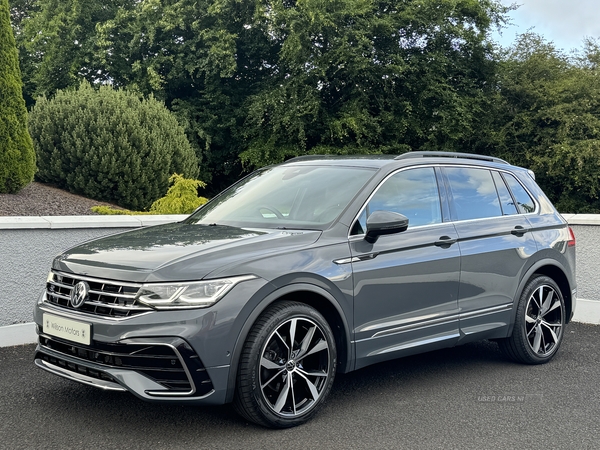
{"left": 497, "top": 169, "right": 539, "bottom": 215}
{"left": 443, "top": 165, "right": 540, "bottom": 218}
{"left": 348, "top": 163, "right": 540, "bottom": 240}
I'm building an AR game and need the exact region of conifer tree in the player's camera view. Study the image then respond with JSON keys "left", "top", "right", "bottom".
{"left": 0, "top": 0, "right": 35, "bottom": 193}
{"left": 29, "top": 82, "right": 198, "bottom": 210}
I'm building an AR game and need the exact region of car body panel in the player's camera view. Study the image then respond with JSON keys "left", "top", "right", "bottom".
{"left": 349, "top": 223, "right": 461, "bottom": 368}
{"left": 453, "top": 215, "right": 539, "bottom": 341}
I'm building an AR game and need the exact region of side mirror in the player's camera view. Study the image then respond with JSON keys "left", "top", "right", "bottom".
{"left": 365, "top": 211, "right": 409, "bottom": 244}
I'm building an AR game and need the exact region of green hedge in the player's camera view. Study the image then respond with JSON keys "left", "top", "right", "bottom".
{"left": 29, "top": 81, "right": 198, "bottom": 210}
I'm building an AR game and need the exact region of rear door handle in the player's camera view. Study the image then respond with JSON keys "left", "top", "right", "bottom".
{"left": 511, "top": 226, "right": 530, "bottom": 237}
{"left": 434, "top": 236, "right": 457, "bottom": 248}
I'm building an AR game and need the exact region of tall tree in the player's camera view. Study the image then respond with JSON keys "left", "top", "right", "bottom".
{"left": 15, "top": 0, "right": 510, "bottom": 191}
{"left": 18, "top": 0, "right": 132, "bottom": 100}
{"left": 475, "top": 33, "right": 600, "bottom": 213}
{"left": 240, "top": 0, "right": 510, "bottom": 168}
{"left": 95, "top": 0, "right": 279, "bottom": 190}
{"left": 0, "top": 0, "right": 35, "bottom": 193}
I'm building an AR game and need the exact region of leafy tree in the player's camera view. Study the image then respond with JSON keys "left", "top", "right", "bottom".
{"left": 95, "top": 0, "right": 279, "bottom": 191}
{"left": 8, "top": 0, "right": 39, "bottom": 106}
{"left": 95, "top": 0, "right": 510, "bottom": 185}
{"left": 476, "top": 33, "right": 600, "bottom": 213}
{"left": 16, "top": 0, "right": 131, "bottom": 102}
{"left": 0, "top": 0, "right": 35, "bottom": 193}
{"left": 240, "top": 0, "right": 510, "bottom": 168}
{"left": 29, "top": 81, "right": 199, "bottom": 210}
{"left": 14, "top": 0, "right": 511, "bottom": 192}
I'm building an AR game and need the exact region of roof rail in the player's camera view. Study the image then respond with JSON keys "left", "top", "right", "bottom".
{"left": 285, "top": 155, "right": 323, "bottom": 162}
{"left": 395, "top": 151, "right": 509, "bottom": 165}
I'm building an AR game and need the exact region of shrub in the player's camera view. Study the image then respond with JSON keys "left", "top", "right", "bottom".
{"left": 149, "top": 174, "right": 208, "bottom": 214}
{"left": 92, "top": 174, "right": 208, "bottom": 215}
{"left": 0, "top": 0, "right": 36, "bottom": 193}
{"left": 29, "top": 81, "right": 198, "bottom": 210}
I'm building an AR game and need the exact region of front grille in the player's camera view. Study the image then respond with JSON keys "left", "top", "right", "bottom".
{"left": 46, "top": 271, "right": 152, "bottom": 319}
{"left": 37, "top": 335, "right": 214, "bottom": 396}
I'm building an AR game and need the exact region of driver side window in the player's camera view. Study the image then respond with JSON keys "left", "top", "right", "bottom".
{"left": 351, "top": 167, "right": 442, "bottom": 235}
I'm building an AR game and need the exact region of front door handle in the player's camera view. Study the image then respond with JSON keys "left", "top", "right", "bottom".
{"left": 434, "top": 236, "right": 457, "bottom": 248}
{"left": 511, "top": 226, "right": 530, "bottom": 237}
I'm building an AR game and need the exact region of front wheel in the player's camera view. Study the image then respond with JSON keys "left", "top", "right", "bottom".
{"left": 234, "top": 301, "right": 337, "bottom": 428}
{"left": 499, "top": 275, "right": 565, "bottom": 364}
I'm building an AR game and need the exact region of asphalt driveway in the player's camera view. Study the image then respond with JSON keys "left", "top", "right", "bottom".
{"left": 1, "top": 322, "right": 599, "bottom": 450}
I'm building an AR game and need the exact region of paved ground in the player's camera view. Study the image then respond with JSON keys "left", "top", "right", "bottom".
{"left": 2, "top": 322, "right": 600, "bottom": 450}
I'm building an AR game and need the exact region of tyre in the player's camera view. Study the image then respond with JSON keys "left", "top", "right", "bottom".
{"left": 499, "top": 275, "right": 565, "bottom": 364}
{"left": 234, "top": 301, "right": 337, "bottom": 428}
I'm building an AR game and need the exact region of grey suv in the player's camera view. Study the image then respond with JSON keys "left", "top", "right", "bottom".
{"left": 34, "top": 152, "right": 576, "bottom": 428}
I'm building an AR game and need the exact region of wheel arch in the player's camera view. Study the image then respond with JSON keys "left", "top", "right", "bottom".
{"left": 508, "top": 259, "right": 574, "bottom": 336}
{"left": 531, "top": 264, "right": 573, "bottom": 323}
{"left": 224, "top": 282, "right": 353, "bottom": 403}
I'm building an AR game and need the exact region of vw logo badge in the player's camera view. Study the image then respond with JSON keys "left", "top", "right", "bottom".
{"left": 70, "top": 281, "right": 90, "bottom": 308}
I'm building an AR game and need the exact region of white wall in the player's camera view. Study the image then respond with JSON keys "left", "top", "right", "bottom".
{"left": 1, "top": 214, "right": 598, "bottom": 346}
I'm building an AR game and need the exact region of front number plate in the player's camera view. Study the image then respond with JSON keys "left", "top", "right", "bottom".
{"left": 43, "top": 313, "right": 91, "bottom": 346}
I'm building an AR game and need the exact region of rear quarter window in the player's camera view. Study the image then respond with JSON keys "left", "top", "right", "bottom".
{"left": 502, "top": 173, "right": 536, "bottom": 214}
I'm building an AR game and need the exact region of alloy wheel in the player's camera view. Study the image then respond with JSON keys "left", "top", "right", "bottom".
{"left": 259, "top": 317, "right": 330, "bottom": 417}
{"left": 525, "top": 284, "right": 564, "bottom": 356}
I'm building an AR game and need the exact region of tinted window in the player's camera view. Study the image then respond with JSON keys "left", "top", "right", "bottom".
{"left": 492, "top": 171, "right": 518, "bottom": 215}
{"left": 352, "top": 167, "right": 441, "bottom": 234}
{"left": 446, "top": 167, "right": 502, "bottom": 220}
{"left": 503, "top": 173, "right": 536, "bottom": 213}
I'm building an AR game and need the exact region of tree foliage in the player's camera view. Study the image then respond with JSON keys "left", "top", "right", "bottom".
{"left": 476, "top": 33, "right": 600, "bottom": 212}
{"left": 15, "top": 0, "right": 509, "bottom": 192}
{"left": 29, "top": 81, "right": 198, "bottom": 210}
{"left": 11, "top": 1, "right": 600, "bottom": 212}
{"left": 0, "top": 0, "right": 35, "bottom": 193}
{"left": 241, "top": 0, "right": 508, "bottom": 167}
{"left": 16, "top": 0, "right": 129, "bottom": 100}
{"left": 149, "top": 173, "right": 208, "bottom": 214}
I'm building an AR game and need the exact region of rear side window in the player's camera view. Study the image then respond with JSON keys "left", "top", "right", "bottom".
{"left": 445, "top": 167, "right": 502, "bottom": 220}
{"left": 503, "top": 173, "right": 536, "bottom": 213}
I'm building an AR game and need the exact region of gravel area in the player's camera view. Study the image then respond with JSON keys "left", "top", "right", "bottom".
{"left": 0, "top": 182, "right": 123, "bottom": 216}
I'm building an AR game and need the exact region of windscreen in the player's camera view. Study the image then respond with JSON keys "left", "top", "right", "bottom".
{"left": 186, "top": 165, "right": 375, "bottom": 229}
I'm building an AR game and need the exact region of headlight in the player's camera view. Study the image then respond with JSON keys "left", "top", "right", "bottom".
{"left": 134, "top": 275, "right": 256, "bottom": 309}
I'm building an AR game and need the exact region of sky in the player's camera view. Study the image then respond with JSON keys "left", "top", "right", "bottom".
{"left": 493, "top": 0, "right": 600, "bottom": 51}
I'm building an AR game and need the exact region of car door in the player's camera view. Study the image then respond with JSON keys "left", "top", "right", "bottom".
{"left": 442, "top": 166, "right": 539, "bottom": 342}
{"left": 349, "top": 166, "right": 461, "bottom": 369}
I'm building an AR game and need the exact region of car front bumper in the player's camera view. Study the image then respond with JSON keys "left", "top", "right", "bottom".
{"left": 33, "top": 277, "right": 269, "bottom": 405}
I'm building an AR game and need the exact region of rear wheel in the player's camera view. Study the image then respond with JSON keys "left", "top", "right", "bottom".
{"left": 499, "top": 275, "right": 565, "bottom": 364}
{"left": 234, "top": 301, "right": 337, "bottom": 428}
